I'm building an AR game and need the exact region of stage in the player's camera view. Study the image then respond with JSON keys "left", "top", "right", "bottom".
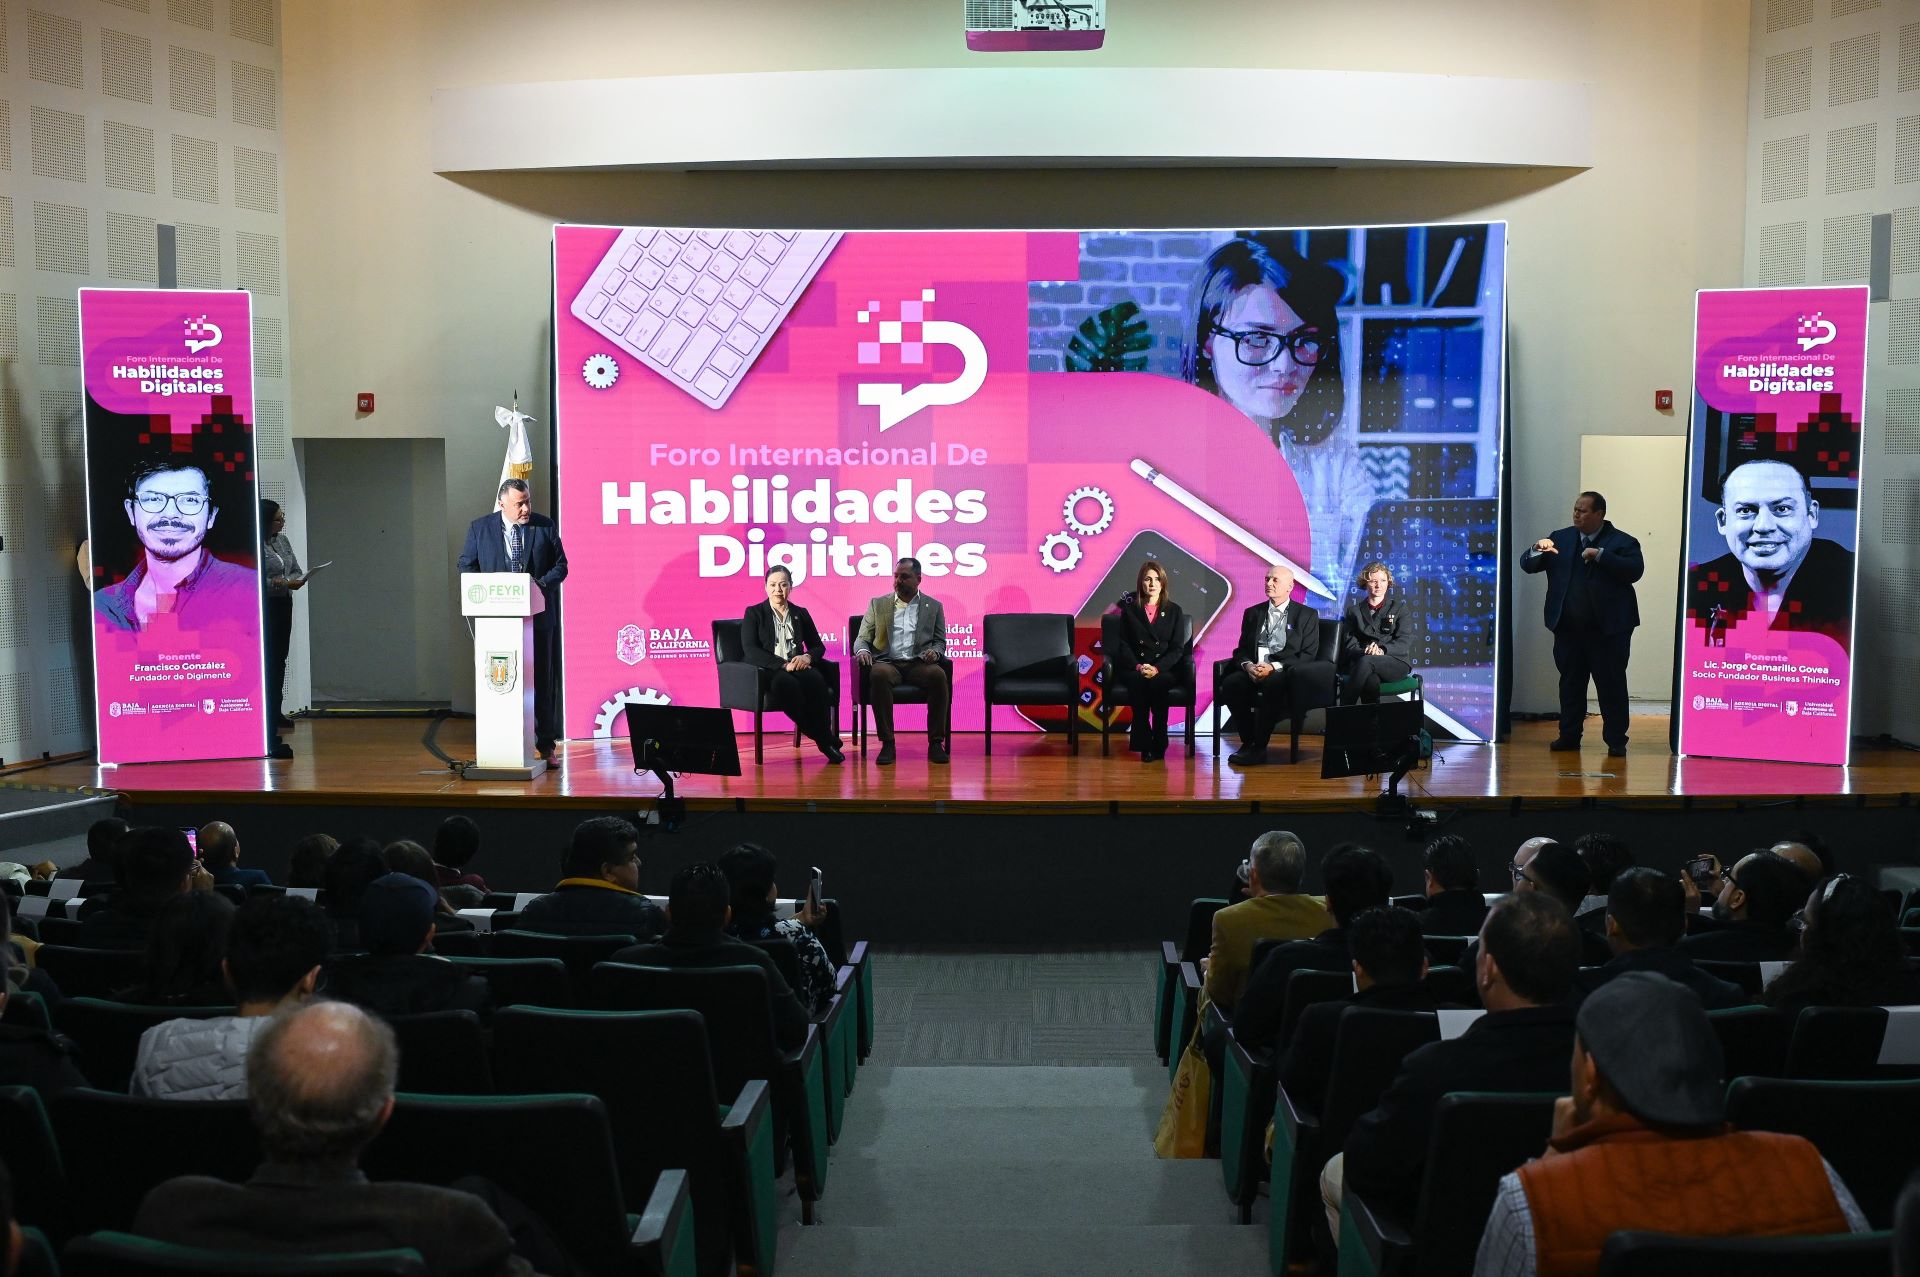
{"left": 35, "top": 715, "right": 1920, "bottom": 815}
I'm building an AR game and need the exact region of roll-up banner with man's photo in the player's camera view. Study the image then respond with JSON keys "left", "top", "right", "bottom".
{"left": 81, "top": 289, "right": 266, "bottom": 765}
{"left": 553, "top": 224, "right": 1508, "bottom": 744}
{"left": 1677, "top": 286, "right": 1868, "bottom": 766}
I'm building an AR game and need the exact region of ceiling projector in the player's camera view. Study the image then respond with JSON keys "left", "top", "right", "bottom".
{"left": 964, "top": 0, "right": 1107, "bottom": 51}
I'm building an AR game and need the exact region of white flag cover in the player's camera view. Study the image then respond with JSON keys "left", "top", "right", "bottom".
{"left": 495, "top": 403, "right": 534, "bottom": 490}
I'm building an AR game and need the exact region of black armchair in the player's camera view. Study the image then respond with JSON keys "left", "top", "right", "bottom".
{"left": 1209, "top": 617, "right": 1339, "bottom": 763}
{"left": 981, "top": 612, "right": 1077, "bottom": 756}
{"left": 1098, "top": 612, "right": 1195, "bottom": 757}
{"left": 712, "top": 619, "right": 840, "bottom": 765}
{"left": 846, "top": 614, "right": 953, "bottom": 756}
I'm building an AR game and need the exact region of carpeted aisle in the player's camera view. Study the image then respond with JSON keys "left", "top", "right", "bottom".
{"left": 776, "top": 950, "right": 1268, "bottom": 1276}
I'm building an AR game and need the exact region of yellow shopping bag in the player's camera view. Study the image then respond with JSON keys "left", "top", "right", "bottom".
{"left": 1153, "top": 1036, "right": 1212, "bottom": 1158}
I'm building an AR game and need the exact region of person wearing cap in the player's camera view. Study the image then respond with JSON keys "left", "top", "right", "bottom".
{"left": 1569, "top": 869, "right": 1749, "bottom": 1011}
{"left": 1474, "top": 970, "right": 1869, "bottom": 1277}
{"left": 1332, "top": 893, "right": 1581, "bottom": 1235}
{"left": 322, "top": 874, "right": 490, "bottom": 1021}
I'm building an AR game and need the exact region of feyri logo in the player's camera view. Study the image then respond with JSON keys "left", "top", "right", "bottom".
{"left": 854, "top": 289, "right": 987, "bottom": 431}
{"left": 1794, "top": 311, "right": 1836, "bottom": 353}
{"left": 183, "top": 315, "right": 223, "bottom": 354}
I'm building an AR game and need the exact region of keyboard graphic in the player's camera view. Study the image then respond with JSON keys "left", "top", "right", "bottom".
{"left": 568, "top": 227, "right": 840, "bottom": 410}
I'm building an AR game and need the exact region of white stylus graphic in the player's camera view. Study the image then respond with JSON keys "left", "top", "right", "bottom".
{"left": 1129, "top": 457, "right": 1335, "bottom": 600}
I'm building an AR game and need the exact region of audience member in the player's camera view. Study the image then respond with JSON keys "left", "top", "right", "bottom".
{"left": 74, "top": 815, "right": 130, "bottom": 891}
{"left": 0, "top": 896, "right": 57, "bottom": 1007}
{"left": 130, "top": 895, "right": 331, "bottom": 1100}
{"left": 716, "top": 842, "right": 835, "bottom": 1018}
{"left": 75, "top": 827, "right": 210, "bottom": 950}
{"left": 0, "top": 946, "right": 85, "bottom": 1095}
{"left": 1202, "top": 831, "right": 1332, "bottom": 1014}
{"left": 115, "top": 890, "right": 236, "bottom": 1006}
{"left": 515, "top": 817, "right": 665, "bottom": 940}
{"left": 134, "top": 1001, "right": 546, "bottom": 1274}
{"left": 1332, "top": 893, "right": 1581, "bottom": 1231}
{"left": 320, "top": 838, "right": 389, "bottom": 951}
{"left": 286, "top": 833, "right": 339, "bottom": 890}
{"left": 323, "top": 874, "right": 490, "bottom": 1020}
{"left": 381, "top": 840, "right": 474, "bottom": 933}
{"left": 1771, "top": 829, "right": 1835, "bottom": 882}
{"left": 433, "top": 816, "right": 491, "bottom": 894}
{"left": 1417, "top": 835, "right": 1488, "bottom": 937}
{"left": 1474, "top": 971, "right": 1868, "bottom": 1277}
{"left": 1570, "top": 868, "right": 1748, "bottom": 1009}
{"left": 611, "top": 861, "right": 808, "bottom": 1051}
{"left": 1897, "top": 1171, "right": 1920, "bottom": 1277}
{"left": 1509, "top": 841, "right": 1611, "bottom": 965}
{"left": 1764, "top": 873, "right": 1920, "bottom": 1012}
{"left": 1232, "top": 844, "right": 1393, "bottom": 1052}
{"left": 1681, "top": 850, "right": 1808, "bottom": 962}
{"left": 1570, "top": 832, "right": 1633, "bottom": 929}
{"left": 199, "top": 821, "right": 271, "bottom": 888}
{"left": 1281, "top": 906, "right": 1438, "bottom": 1109}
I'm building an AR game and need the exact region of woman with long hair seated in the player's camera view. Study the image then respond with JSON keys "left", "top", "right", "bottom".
{"left": 1763, "top": 873, "right": 1920, "bottom": 1012}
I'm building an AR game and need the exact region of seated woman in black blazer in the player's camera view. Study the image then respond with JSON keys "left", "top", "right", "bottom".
{"left": 1339, "top": 560, "right": 1415, "bottom": 705}
{"left": 741, "top": 566, "right": 843, "bottom": 764}
{"left": 1110, "top": 559, "right": 1193, "bottom": 763}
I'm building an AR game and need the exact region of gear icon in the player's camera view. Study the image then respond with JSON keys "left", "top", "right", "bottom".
{"left": 593, "top": 685, "right": 671, "bottom": 739}
{"left": 1040, "top": 530, "right": 1083, "bottom": 573}
{"left": 1062, "top": 486, "right": 1115, "bottom": 537}
{"left": 582, "top": 353, "right": 621, "bottom": 390}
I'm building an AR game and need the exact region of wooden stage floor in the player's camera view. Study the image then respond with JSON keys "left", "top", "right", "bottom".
{"left": 21, "top": 715, "right": 1920, "bottom": 815}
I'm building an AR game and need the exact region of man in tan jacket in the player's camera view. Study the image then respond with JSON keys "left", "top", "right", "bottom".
{"left": 1204, "top": 830, "right": 1333, "bottom": 1012}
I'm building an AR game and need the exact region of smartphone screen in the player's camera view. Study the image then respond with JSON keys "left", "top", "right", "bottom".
{"left": 1685, "top": 856, "right": 1717, "bottom": 890}
{"left": 180, "top": 827, "right": 198, "bottom": 857}
{"left": 806, "top": 867, "right": 823, "bottom": 915}
{"left": 1019, "top": 529, "right": 1233, "bottom": 732}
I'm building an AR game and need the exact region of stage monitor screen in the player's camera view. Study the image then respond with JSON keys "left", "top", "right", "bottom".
{"left": 552, "top": 224, "right": 1508, "bottom": 743}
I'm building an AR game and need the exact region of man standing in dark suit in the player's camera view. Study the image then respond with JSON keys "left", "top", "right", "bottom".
{"left": 1520, "top": 491, "right": 1643, "bottom": 758}
{"left": 457, "top": 479, "right": 568, "bottom": 763}
{"left": 1223, "top": 566, "right": 1322, "bottom": 766}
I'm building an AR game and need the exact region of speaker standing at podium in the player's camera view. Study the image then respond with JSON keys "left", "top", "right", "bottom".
{"left": 458, "top": 479, "right": 568, "bottom": 762}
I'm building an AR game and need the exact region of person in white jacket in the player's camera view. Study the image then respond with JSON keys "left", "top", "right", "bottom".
{"left": 131, "top": 895, "right": 331, "bottom": 1100}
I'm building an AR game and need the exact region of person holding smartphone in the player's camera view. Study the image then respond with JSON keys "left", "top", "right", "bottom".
{"left": 1109, "top": 560, "right": 1192, "bottom": 763}
{"left": 716, "top": 843, "right": 835, "bottom": 1017}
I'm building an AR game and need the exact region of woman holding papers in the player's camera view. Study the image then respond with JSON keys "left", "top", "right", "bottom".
{"left": 260, "top": 500, "right": 305, "bottom": 742}
{"left": 1110, "top": 561, "right": 1192, "bottom": 763}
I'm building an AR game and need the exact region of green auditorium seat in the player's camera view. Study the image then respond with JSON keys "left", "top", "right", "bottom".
{"left": 1727, "top": 1076, "right": 1920, "bottom": 1227}
{"left": 61, "top": 1233, "right": 425, "bottom": 1276}
{"left": 1155, "top": 898, "right": 1228, "bottom": 1064}
{"left": 0, "top": 1086, "right": 69, "bottom": 1242}
{"left": 1596, "top": 1229, "right": 1891, "bottom": 1276}
{"left": 441, "top": 954, "right": 570, "bottom": 1008}
{"left": 50, "top": 1091, "right": 259, "bottom": 1235}
{"left": 52, "top": 999, "right": 234, "bottom": 1092}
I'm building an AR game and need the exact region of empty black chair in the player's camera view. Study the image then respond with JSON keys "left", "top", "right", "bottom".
{"left": 981, "top": 612, "right": 1078, "bottom": 755}
{"left": 53, "top": 998, "right": 235, "bottom": 1092}
{"left": 364, "top": 1092, "right": 689, "bottom": 1276}
{"left": 62, "top": 1233, "right": 426, "bottom": 1276}
{"left": 491, "top": 930, "right": 635, "bottom": 992}
{"left": 1727, "top": 1076, "right": 1920, "bottom": 1227}
{"left": 441, "top": 955, "right": 569, "bottom": 1009}
{"left": 1422, "top": 964, "right": 1475, "bottom": 1007}
{"left": 591, "top": 962, "right": 830, "bottom": 1222}
{"left": 1788, "top": 1006, "right": 1920, "bottom": 1081}
{"left": 491, "top": 1007, "right": 776, "bottom": 1277}
{"left": 51, "top": 1090, "right": 259, "bottom": 1235}
{"left": 713, "top": 617, "right": 841, "bottom": 765}
{"left": 1710, "top": 1005, "right": 1790, "bottom": 1081}
{"left": 1210, "top": 617, "right": 1340, "bottom": 763}
{"left": 34, "top": 946, "right": 147, "bottom": 1001}
{"left": 1098, "top": 611, "right": 1195, "bottom": 756}
{"left": 1277, "top": 968, "right": 1354, "bottom": 1051}
{"left": 32, "top": 917, "right": 86, "bottom": 946}
{"left": 1337, "top": 1092, "right": 1559, "bottom": 1277}
{"left": 1220, "top": 1028, "right": 1274, "bottom": 1223}
{"left": 1156, "top": 898, "right": 1229, "bottom": 1063}
{"left": 0, "top": 1086, "right": 69, "bottom": 1241}
{"left": 387, "top": 1010, "right": 491, "bottom": 1095}
{"left": 847, "top": 613, "right": 954, "bottom": 755}
{"left": 1596, "top": 1229, "right": 1891, "bottom": 1276}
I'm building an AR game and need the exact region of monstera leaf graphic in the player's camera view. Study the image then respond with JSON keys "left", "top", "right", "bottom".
{"left": 1064, "top": 301, "right": 1153, "bottom": 373}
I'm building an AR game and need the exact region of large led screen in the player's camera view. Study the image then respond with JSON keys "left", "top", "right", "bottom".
{"left": 553, "top": 224, "right": 1507, "bottom": 742}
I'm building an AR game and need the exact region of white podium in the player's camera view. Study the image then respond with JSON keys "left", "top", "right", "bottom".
{"left": 461, "top": 572, "right": 547, "bottom": 781}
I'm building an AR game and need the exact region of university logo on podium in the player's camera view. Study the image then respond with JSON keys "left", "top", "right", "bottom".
{"left": 484, "top": 651, "right": 519, "bottom": 695}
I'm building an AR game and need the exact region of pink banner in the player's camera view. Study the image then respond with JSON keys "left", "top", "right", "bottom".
{"left": 552, "top": 225, "right": 1508, "bottom": 742}
{"left": 1677, "top": 286, "right": 1867, "bottom": 765}
{"left": 82, "top": 289, "right": 266, "bottom": 765}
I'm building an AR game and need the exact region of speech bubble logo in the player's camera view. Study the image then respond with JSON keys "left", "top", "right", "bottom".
{"left": 1795, "top": 312, "right": 1836, "bottom": 353}
{"left": 857, "top": 318, "right": 988, "bottom": 432}
{"left": 183, "top": 316, "right": 223, "bottom": 355}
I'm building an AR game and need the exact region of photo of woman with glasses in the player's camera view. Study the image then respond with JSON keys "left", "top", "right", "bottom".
{"left": 1179, "top": 236, "right": 1370, "bottom": 591}
{"left": 93, "top": 453, "right": 258, "bottom": 634}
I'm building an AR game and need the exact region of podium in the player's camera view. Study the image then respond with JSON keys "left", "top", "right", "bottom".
{"left": 461, "top": 572, "right": 547, "bottom": 781}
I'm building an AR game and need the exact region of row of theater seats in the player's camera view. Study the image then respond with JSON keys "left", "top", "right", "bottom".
{"left": 1, "top": 915, "right": 874, "bottom": 1277}
{"left": 1154, "top": 898, "right": 1916, "bottom": 1277}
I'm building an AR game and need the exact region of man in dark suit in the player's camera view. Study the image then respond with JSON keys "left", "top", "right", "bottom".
{"left": 1416, "top": 834, "right": 1489, "bottom": 937}
{"left": 1280, "top": 906, "right": 1439, "bottom": 1112}
{"left": 1330, "top": 893, "right": 1580, "bottom": 1229}
{"left": 134, "top": 1001, "right": 543, "bottom": 1275}
{"left": 610, "top": 861, "right": 810, "bottom": 1051}
{"left": 1571, "top": 868, "right": 1749, "bottom": 1009}
{"left": 1223, "top": 565, "right": 1323, "bottom": 766}
{"left": 457, "top": 478, "right": 569, "bottom": 763}
{"left": 1520, "top": 490, "right": 1643, "bottom": 757}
